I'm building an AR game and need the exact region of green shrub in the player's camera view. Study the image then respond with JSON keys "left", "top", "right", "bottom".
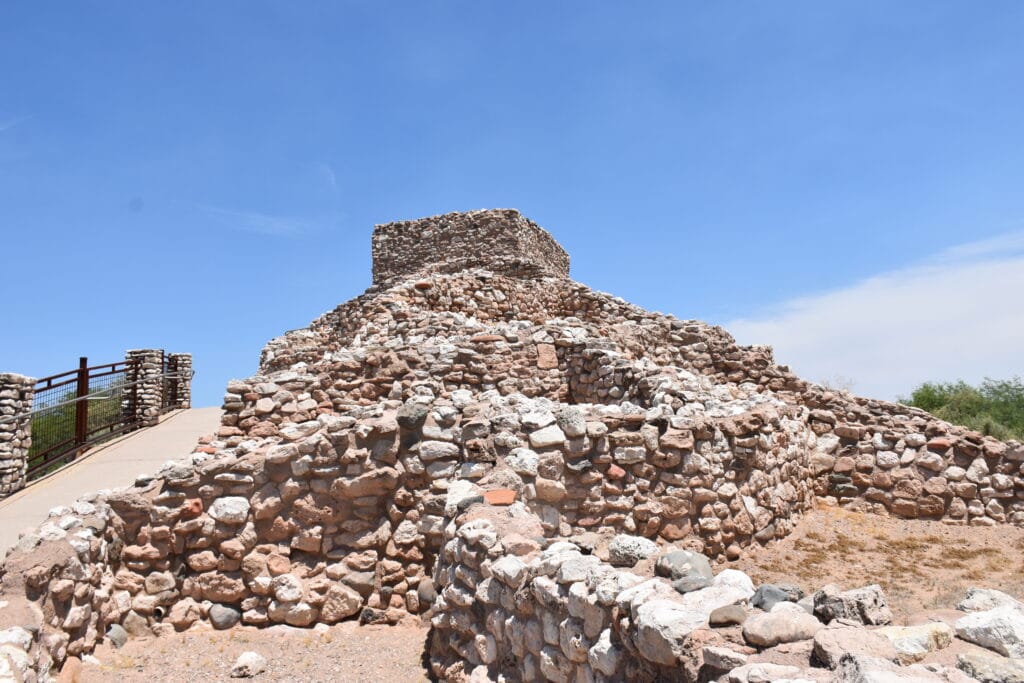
{"left": 901, "top": 377, "right": 1024, "bottom": 440}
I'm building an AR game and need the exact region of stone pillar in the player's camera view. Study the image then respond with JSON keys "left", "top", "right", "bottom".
{"left": 123, "top": 349, "right": 164, "bottom": 427}
{"left": 167, "top": 353, "right": 193, "bottom": 409}
{"left": 0, "top": 373, "right": 35, "bottom": 498}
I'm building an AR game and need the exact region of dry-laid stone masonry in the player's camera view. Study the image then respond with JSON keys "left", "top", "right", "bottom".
{"left": 0, "top": 374, "right": 33, "bottom": 497}
{"left": 0, "top": 209, "right": 1022, "bottom": 682}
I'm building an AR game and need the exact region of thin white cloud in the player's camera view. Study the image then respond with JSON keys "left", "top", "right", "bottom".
{"left": 0, "top": 115, "right": 30, "bottom": 133}
{"left": 198, "top": 205, "right": 311, "bottom": 237}
{"left": 727, "top": 231, "right": 1024, "bottom": 401}
{"left": 317, "top": 162, "right": 338, "bottom": 191}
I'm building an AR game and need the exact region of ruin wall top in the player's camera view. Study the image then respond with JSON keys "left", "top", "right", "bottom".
{"left": 370, "top": 208, "right": 570, "bottom": 284}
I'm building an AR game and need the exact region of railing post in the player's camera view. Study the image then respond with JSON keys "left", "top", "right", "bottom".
{"left": 123, "top": 349, "right": 164, "bottom": 428}
{"left": 74, "top": 356, "right": 89, "bottom": 454}
{"left": 167, "top": 353, "right": 193, "bottom": 409}
{"left": 0, "top": 373, "right": 35, "bottom": 499}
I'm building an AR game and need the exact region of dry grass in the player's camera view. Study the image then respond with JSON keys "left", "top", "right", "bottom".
{"left": 729, "top": 506, "right": 1024, "bottom": 619}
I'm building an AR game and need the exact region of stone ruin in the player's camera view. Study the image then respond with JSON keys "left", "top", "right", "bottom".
{"left": 1, "top": 209, "right": 1023, "bottom": 682}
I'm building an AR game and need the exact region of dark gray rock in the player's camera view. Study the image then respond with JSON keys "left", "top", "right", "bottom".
{"left": 105, "top": 624, "right": 128, "bottom": 648}
{"left": 418, "top": 578, "right": 437, "bottom": 606}
{"left": 751, "top": 584, "right": 798, "bottom": 612}
{"left": 396, "top": 402, "right": 428, "bottom": 429}
{"left": 209, "top": 604, "right": 242, "bottom": 630}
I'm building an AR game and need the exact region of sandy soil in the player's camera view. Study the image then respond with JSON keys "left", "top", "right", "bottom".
{"left": 80, "top": 621, "right": 431, "bottom": 683}
{"left": 727, "top": 504, "right": 1024, "bottom": 620}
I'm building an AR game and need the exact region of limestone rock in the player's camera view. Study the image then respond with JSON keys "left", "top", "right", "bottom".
{"left": 608, "top": 535, "right": 658, "bottom": 567}
{"left": 958, "top": 587, "right": 1024, "bottom": 613}
{"left": 230, "top": 651, "right": 267, "bottom": 678}
{"left": 956, "top": 650, "right": 1024, "bottom": 683}
{"left": 812, "top": 625, "right": 897, "bottom": 669}
{"left": 208, "top": 497, "right": 251, "bottom": 524}
{"left": 814, "top": 584, "right": 893, "bottom": 626}
{"left": 955, "top": 604, "right": 1024, "bottom": 658}
{"left": 876, "top": 622, "right": 953, "bottom": 663}
{"left": 742, "top": 603, "right": 823, "bottom": 648}
{"left": 655, "top": 549, "right": 713, "bottom": 582}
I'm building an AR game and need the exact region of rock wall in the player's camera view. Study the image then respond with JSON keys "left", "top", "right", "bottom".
{"left": 0, "top": 373, "right": 33, "bottom": 498}
{"left": 1, "top": 209, "right": 1023, "bottom": 681}
{"left": 429, "top": 502, "right": 759, "bottom": 682}
{"left": 371, "top": 209, "right": 570, "bottom": 284}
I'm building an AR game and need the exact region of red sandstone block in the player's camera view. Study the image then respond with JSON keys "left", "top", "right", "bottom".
{"left": 484, "top": 489, "right": 516, "bottom": 505}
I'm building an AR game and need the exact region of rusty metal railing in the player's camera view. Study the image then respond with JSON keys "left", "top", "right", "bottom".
{"left": 16, "top": 358, "right": 189, "bottom": 480}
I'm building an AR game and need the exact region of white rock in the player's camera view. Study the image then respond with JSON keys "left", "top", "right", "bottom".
{"left": 634, "top": 599, "right": 708, "bottom": 665}
{"left": 958, "top": 587, "right": 1024, "bottom": 612}
{"left": 529, "top": 425, "right": 566, "bottom": 448}
{"left": 0, "top": 627, "right": 32, "bottom": 651}
{"left": 489, "top": 556, "right": 527, "bottom": 589}
{"left": 876, "top": 622, "right": 953, "bottom": 663}
{"left": 506, "top": 448, "right": 539, "bottom": 476}
{"left": 607, "top": 535, "right": 658, "bottom": 567}
{"left": 230, "top": 651, "right": 267, "bottom": 678}
{"left": 271, "top": 574, "right": 304, "bottom": 603}
{"left": 587, "top": 628, "right": 621, "bottom": 677}
{"left": 955, "top": 604, "right": 1024, "bottom": 658}
{"left": 208, "top": 497, "right": 250, "bottom": 524}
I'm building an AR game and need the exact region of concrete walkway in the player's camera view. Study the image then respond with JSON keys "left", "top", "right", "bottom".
{"left": 0, "top": 406, "right": 222, "bottom": 558}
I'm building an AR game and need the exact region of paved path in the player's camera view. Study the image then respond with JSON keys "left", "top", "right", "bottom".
{"left": 0, "top": 407, "right": 222, "bottom": 558}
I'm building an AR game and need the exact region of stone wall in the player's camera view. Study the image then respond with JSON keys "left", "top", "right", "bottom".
{"left": 0, "top": 374, "right": 34, "bottom": 498}
{"left": 429, "top": 501, "right": 759, "bottom": 682}
{"left": 167, "top": 353, "right": 193, "bottom": 410}
{"left": 123, "top": 349, "right": 166, "bottom": 427}
{"left": 2, "top": 210, "right": 1023, "bottom": 681}
{"left": 371, "top": 209, "right": 570, "bottom": 284}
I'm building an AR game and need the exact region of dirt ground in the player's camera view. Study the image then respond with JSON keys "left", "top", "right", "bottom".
{"left": 80, "top": 621, "right": 431, "bottom": 683}
{"left": 77, "top": 506, "right": 1024, "bottom": 681}
{"left": 727, "top": 504, "right": 1024, "bottom": 620}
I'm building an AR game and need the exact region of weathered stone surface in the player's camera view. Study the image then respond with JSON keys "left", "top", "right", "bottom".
{"left": 814, "top": 584, "right": 893, "bottom": 626}
{"left": 230, "top": 651, "right": 267, "bottom": 678}
{"left": 956, "top": 650, "right": 1024, "bottom": 683}
{"left": 709, "top": 605, "right": 747, "bottom": 627}
{"left": 750, "top": 583, "right": 802, "bottom": 612}
{"left": 955, "top": 604, "right": 1024, "bottom": 658}
{"left": 655, "top": 550, "right": 713, "bottom": 582}
{"left": 958, "top": 587, "right": 1024, "bottom": 613}
{"left": 876, "top": 622, "right": 953, "bottom": 663}
{"left": 608, "top": 535, "right": 658, "bottom": 567}
{"left": 633, "top": 599, "right": 708, "bottom": 665}
{"left": 812, "top": 625, "right": 898, "bottom": 669}
{"left": 209, "top": 604, "right": 242, "bottom": 630}
{"left": 742, "top": 603, "right": 823, "bottom": 648}
{"left": 208, "top": 497, "right": 250, "bottom": 524}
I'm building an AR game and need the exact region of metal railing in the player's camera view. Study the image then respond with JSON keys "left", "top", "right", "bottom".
{"left": 13, "top": 357, "right": 191, "bottom": 480}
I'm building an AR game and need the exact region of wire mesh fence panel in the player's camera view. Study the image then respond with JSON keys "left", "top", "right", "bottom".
{"left": 27, "top": 360, "right": 137, "bottom": 480}
{"left": 27, "top": 372, "right": 80, "bottom": 477}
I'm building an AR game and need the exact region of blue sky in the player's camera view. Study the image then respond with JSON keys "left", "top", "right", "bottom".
{"left": 2, "top": 2, "right": 1023, "bottom": 406}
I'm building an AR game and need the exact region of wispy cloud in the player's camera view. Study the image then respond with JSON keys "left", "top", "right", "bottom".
{"left": 727, "top": 231, "right": 1024, "bottom": 401}
{"left": 0, "top": 115, "right": 31, "bottom": 133}
{"left": 198, "top": 204, "right": 312, "bottom": 237}
{"left": 316, "top": 162, "right": 338, "bottom": 191}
